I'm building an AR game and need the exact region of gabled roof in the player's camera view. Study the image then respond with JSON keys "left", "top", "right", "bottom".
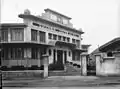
{"left": 99, "top": 37, "right": 120, "bottom": 52}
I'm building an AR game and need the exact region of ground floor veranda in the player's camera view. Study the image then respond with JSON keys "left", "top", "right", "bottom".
{"left": 1, "top": 43, "right": 83, "bottom": 69}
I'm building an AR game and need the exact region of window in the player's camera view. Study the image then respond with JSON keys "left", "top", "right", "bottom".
{"left": 39, "top": 31, "right": 46, "bottom": 43}
{"left": 1, "top": 29, "right": 8, "bottom": 41}
{"left": 48, "top": 33, "right": 52, "bottom": 39}
{"left": 63, "top": 36, "right": 66, "bottom": 41}
{"left": 50, "top": 14, "right": 57, "bottom": 21}
{"left": 72, "top": 39, "right": 75, "bottom": 43}
{"left": 33, "top": 23, "right": 39, "bottom": 27}
{"left": 63, "top": 19, "right": 68, "bottom": 24}
{"left": 69, "top": 51, "right": 71, "bottom": 56}
{"left": 11, "top": 28, "right": 24, "bottom": 41}
{"left": 32, "top": 48, "right": 38, "bottom": 59}
{"left": 57, "top": 17, "right": 61, "bottom": 23}
{"left": 15, "top": 48, "right": 24, "bottom": 58}
{"left": 58, "top": 35, "right": 62, "bottom": 41}
{"left": 76, "top": 40, "right": 80, "bottom": 48}
{"left": 107, "top": 52, "right": 113, "bottom": 57}
{"left": 10, "top": 48, "right": 24, "bottom": 59}
{"left": 31, "top": 29, "right": 37, "bottom": 41}
{"left": 67, "top": 37, "right": 70, "bottom": 42}
{"left": 49, "top": 49, "right": 52, "bottom": 56}
{"left": 53, "top": 34, "right": 57, "bottom": 40}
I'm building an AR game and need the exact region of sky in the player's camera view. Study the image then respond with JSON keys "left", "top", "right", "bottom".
{"left": 1, "top": 0, "right": 120, "bottom": 53}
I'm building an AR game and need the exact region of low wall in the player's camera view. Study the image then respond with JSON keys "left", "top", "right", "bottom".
{"left": 96, "top": 57, "right": 120, "bottom": 76}
{"left": 2, "top": 70, "right": 44, "bottom": 80}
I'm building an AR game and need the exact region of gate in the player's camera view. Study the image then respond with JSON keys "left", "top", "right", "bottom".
{"left": 87, "top": 56, "right": 96, "bottom": 76}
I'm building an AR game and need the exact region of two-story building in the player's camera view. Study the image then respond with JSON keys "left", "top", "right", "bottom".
{"left": 1, "top": 9, "right": 85, "bottom": 70}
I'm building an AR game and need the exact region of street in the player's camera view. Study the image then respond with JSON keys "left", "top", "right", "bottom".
{"left": 3, "top": 86, "right": 120, "bottom": 89}
{"left": 2, "top": 76, "right": 120, "bottom": 88}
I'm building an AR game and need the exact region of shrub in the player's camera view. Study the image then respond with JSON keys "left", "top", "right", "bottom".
{"left": 1, "top": 66, "right": 9, "bottom": 71}
{"left": 10, "top": 66, "right": 25, "bottom": 70}
{"left": 70, "top": 62, "right": 73, "bottom": 65}
{"left": 48, "top": 63, "right": 64, "bottom": 71}
{"left": 39, "top": 65, "right": 44, "bottom": 70}
{"left": 77, "top": 65, "right": 81, "bottom": 68}
{"left": 29, "top": 65, "right": 39, "bottom": 70}
{"left": 73, "top": 64, "right": 77, "bottom": 66}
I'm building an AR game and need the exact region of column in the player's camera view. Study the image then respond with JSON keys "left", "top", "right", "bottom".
{"left": 42, "top": 54, "right": 49, "bottom": 78}
{"left": 8, "top": 28, "right": 11, "bottom": 42}
{"left": 55, "top": 49, "right": 57, "bottom": 63}
{"left": 63, "top": 51, "right": 65, "bottom": 64}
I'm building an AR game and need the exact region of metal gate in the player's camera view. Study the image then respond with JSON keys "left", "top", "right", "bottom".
{"left": 87, "top": 56, "right": 96, "bottom": 76}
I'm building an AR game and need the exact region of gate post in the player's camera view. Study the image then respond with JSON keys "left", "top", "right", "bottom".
{"left": 81, "top": 53, "right": 89, "bottom": 76}
{"left": 95, "top": 54, "right": 101, "bottom": 76}
{"left": 42, "top": 54, "right": 49, "bottom": 78}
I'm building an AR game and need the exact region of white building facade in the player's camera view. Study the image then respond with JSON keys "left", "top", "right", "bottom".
{"left": 1, "top": 9, "right": 85, "bottom": 69}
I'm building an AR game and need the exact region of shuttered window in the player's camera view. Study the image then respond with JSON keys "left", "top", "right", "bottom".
{"left": 11, "top": 28, "right": 24, "bottom": 41}
{"left": 31, "top": 29, "right": 37, "bottom": 41}
{"left": 39, "top": 31, "right": 46, "bottom": 43}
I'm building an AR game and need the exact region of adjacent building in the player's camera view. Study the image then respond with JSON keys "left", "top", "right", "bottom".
{"left": 91, "top": 37, "right": 120, "bottom": 76}
{"left": 1, "top": 9, "right": 86, "bottom": 69}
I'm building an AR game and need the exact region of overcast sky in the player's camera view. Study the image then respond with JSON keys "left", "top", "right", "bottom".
{"left": 1, "top": 0, "right": 120, "bottom": 53}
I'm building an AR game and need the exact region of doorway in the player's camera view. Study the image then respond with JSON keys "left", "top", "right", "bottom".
{"left": 57, "top": 50, "right": 63, "bottom": 64}
{"left": 64, "top": 51, "right": 67, "bottom": 64}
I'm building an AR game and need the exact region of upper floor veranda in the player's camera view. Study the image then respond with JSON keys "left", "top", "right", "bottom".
{"left": 0, "top": 9, "right": 84, "bottom": 49}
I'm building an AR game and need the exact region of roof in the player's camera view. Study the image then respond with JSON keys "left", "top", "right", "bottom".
{"left": 44, "top": 8, "right": 72, "bottom": 19}
{"left": 99, "top": 37, "right": 120, "bottom": 52}
{"left": 1, "top": 23, "right": 27, "bottom": 28}
{"left": 19, "top": 14, "right": 84, "bottom": 34}
{"left": 90, "top": 48, "right": 100, "bottom": 55}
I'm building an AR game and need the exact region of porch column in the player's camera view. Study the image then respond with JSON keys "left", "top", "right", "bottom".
{"left": 81, "top": 53, "right": 88, "bottom": 76}
{"left": 63, "top": 51, "right": 65, "bottom": 64}
{"left": 95, "top": 54, "right": 101, "bottom": 76}
{"left": 8, "top": 28, "right": 11, "bottom": 42}
{"left": 37, "top": 48, "right": 40, "bottom": 67}
{"left": 42, "top": 54, "right": 49, "bottom": 78}
{"left": 55, "top": 49, "right": 57, "bottom": 63}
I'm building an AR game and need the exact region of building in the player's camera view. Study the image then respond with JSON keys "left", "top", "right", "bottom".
{"left": 1, "top": 9, "right": 85, "bottom": 70}
{"left": 91, "top": 37, "right": 120, "bottom": 76}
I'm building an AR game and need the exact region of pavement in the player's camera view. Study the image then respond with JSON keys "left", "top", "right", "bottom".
{"left": 2, "top": 76, "right": 120, "bottom": 87}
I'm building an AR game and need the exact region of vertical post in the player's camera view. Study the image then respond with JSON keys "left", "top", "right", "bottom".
{"left": 95, "top": 54, "right": 101, "bottom": 76}
{"left": 63, "top": 51, "right": 65, "bottom": 64}
{"left": 55, "top": 49, "right": 57, "bottom": 63}
{"left": 42, "top": 54, "right": 49, "bottom": 78}
{"left": 8, "top": 28, "right": 11, "bottom": 42}
{"left": 81, "top": 53, "right": 88, "bottom": 76}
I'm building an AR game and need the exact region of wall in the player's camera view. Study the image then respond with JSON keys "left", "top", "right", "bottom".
{"left": 95, "top": 53, "right": 120, "bottom": 76}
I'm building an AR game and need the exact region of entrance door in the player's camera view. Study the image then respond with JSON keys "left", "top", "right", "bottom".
{"left": 64, "top": 51, "right": 67, "bottom": 63}
{"left": 57, "top": 50, "right": 63, "bottom": 64}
